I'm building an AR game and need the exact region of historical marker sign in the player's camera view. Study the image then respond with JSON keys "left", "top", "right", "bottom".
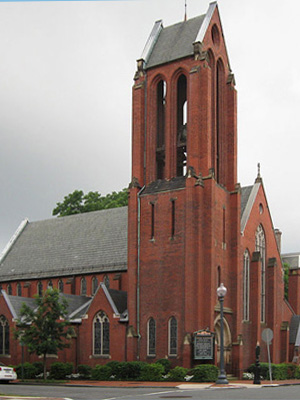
{"left": 193, "top": 330, "right": 214, "bottom": 360}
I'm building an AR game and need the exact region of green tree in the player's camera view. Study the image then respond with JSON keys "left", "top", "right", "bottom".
{"left": 14, "top": 289, "right": 74, "bottom": 380}
{"left": 283, "top": 262, "right": 290, "bottom": 300}
{"left": 53, "top": 188, "right": 128, "bottom": 217}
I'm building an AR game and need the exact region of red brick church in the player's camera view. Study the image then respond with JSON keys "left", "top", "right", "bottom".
{"left": 0, "top": 2, "right": 297, "bottom": 378}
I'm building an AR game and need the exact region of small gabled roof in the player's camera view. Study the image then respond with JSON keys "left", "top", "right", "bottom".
{"left": 290, "top": 315, "right": 300, "bottom": 344}
{"left": 0, "top": 207, "right": 128, "bottom": 282}
{"left": 2, "top": 290, "right": 92, "bottom": 322}
{"left": 142, "top": 2, "right": 217, "bottom": 69}
{"left": 240, "top": 183, "right": 260, "bottom": 234}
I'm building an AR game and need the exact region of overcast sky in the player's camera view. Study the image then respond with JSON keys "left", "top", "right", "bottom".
{"left": 0, "top": 0, "right": 299, "bottom": 254}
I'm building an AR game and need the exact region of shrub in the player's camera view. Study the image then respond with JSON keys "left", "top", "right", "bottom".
{"left": 15, "top": 362, "right": 37, "bottom": 379}
{"left": 32, "top": 362, "right": 43, "bottom": 376}
{"left": 166, "top": 366, "right": 188, "bottom": 382}
{"left": 106, "top": 361, "right": 121, "bottom": 377}
{"left": 155, "top": 359, "right": 171, "bottom": 374}
{"left": 49, "top": 362, "right": 73, "bottom": 380}
{"left": 78, "top": 364, "right": 92, "bottom": 379}
{"left": 139, "top": 363, "right": 164, "bottom": 381}
{"left": 188, "top": 364, "right": 218, "bottom": 382}
{"left": 248, "top": 362, "right": 269, "bottom": 379}
{"left": 91, "top": 365, "right": 112, "bottom": 381}
{"left": 285, "top": 363, "right": 298, "bottom": 379}
{"left": 248, "top": 362, "right": 300, "bottom": 380}
{"left": 116, "top": 362, "right": 146, "bottom": 380}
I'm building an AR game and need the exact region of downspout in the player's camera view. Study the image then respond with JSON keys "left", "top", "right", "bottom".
{"left": 137, "top": 184, "right": 145, "bottom": 360}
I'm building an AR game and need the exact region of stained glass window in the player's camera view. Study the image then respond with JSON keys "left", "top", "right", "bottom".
{"left": 0, "top": 316, "right": 9, "bottom": 355}
{"left": 169, "top": 317, "right": 177, "bottom": 355}
{"left": 93, "top": 311, "right": 110, "bottom": 356}
{"left": 148, "top": 318, "right": 156, "bottom": 356}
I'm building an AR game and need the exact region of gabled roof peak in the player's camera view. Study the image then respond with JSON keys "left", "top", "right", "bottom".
{"left": 140, "top": 2, "right": 218, "bottom": 69}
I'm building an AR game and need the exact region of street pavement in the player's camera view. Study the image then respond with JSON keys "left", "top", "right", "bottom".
{"left": 1, "top": 379, "right": 300, "bottom": 400}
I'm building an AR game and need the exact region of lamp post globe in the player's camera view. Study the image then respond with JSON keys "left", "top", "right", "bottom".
{"left": 216, "top": 283, "right": 228, "bottom": 385}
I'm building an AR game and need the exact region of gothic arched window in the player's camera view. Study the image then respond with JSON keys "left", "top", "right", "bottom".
{"left": 168, "top": 317, "right": 178, "bottom": 356}
{"left": 58, "top": 280, "right": 64, "bottom": 293}
{"left": 7, "top": 284, "right": 12, "bottom": 295}
{"left": 176, "top": 74, "right": 187, "bottom": 177}
{"left": 92, "top": 277, "right": 98, "bottom": 295}
{"left": 147, "top": 317, "right": 156, "bottom": 356}
{"left": 243, "top": 250, "right": 250, "bottom": 321}
{"left": 81, "top": 278, "right": 87, "bottom": 296}
{"left": 255, "top": 225, "right": 266, "bottom": 323}
{"left": 156, "top": 79, "right": 166, "bottom": 180}
{"left": 104, "top": 275, "right": 110, "bottom": 288}
{"left": 48, "top": 280, "right": 53, "bottom": 290}
{"left": 37, "top": 281, "right": 43, "bottom": 297}
{"left": 0, "top": 315, "right": 9, "bottom": 355}
{"left": 93, "top": 311, "right": 110, "bottom": 355}
{"left": 17, "top": 283, "right": 22, "bottom": 297}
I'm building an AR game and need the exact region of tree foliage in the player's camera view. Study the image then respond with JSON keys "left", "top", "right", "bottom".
{"left": 52, "top": 188, "right": 128, "bottom": 217}
{"left": 283, "top": 262, "right": 290, "bottom": 300}
{"left": 14, "top": 289, "right": 74, "bottom": 379}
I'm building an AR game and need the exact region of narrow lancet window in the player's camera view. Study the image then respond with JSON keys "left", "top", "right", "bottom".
{"left": 216, "top": 60, "right": 224, "bottom": 183}
{"left": 255, "top": 225, "right": 266, "bottom": 323}
{"left": 176, "top": 75, "right": 187, "bottom": 176}
{"left": 151, "top": 203, "right": 155, "bottom": 240}
{"left": 243, "top": 250, "right": 250, "bottom": 321}
{"left": 0, "top": 316, "right": 9, "bottom": 355}
{"left": 156, "top": 80, "right": 166, "bottom": 179}
{"left": 147, "top": 317, "right": 156, "bottom": 356}
{"left": 168, "top": 317, "right": 178, "bottom": 355}
{"left": 171, "top": 200, "right": 175, "bottom": 238}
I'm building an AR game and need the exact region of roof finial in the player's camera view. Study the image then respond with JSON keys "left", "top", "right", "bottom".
{"left": 255, "top": 162, "right": 262, "bottom": 183}
{"left": 184, "top": 0, "right": 187, "bottom": 21}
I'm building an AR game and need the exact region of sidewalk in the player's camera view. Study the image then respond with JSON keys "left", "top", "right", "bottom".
{"left": 64, "top": 378, "right": 300, "bottom": 389}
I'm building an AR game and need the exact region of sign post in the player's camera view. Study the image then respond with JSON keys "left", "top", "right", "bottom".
{"left": 262, "top": 328, "right": 273, "bottom": 384}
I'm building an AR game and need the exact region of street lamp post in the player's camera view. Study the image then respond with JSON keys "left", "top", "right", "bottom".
{"left": 216, "top": 283, "right": 228, "bottom": 384}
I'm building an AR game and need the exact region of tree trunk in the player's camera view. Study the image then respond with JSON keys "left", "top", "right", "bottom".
{"left": 43, "top": 354, "right": 47, "bottom": 380}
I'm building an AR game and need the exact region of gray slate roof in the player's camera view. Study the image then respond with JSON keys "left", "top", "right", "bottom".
{"left": 0, "top": 207, "right": 128, "bottom": 281}
{"left": 143, "top": 176, "right": 186, "bottom": 195}
{"left": 146, "top": 15, "right": 206, "bottom": 69}
{"left": 4, "top": 291, "right": 92, "bottom": 321}
{"left": 108, "top": 288, "right": 127, "bottom": 315}
{"left": 290, "top": 315, "right": 300, "bottom": 344}
{"left": 241, "top": 186, "right": 253, "bottom": 218}
{"left": 282, "top": 253, "right": 300, "bottom": 269}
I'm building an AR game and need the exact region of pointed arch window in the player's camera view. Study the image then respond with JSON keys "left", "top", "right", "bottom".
{"left": 156, "top": 79, "right": 166, "bottom": 180}
{"left": 168, "top": 317, "right": 178, "bottom": 356}
{"left": 93, "top": 311, "right": 110, "bottom": 356}
{"left": 243, "top": 250, "right": 250, "bottom": 321}
{"left": 0, "top": 315, "right": 9, "bottom": 355}
{"left": 92, "top": 277, "right": 98, "bottom": 295}
{"left": 7, "top": 284, "right": 12, "bottom": 295}
{"left": 58, "top": 280, "right": 64, "bottom": 293}
{"left": 176, "top": 74, "right": 187, "bottom": 176}
{"left": 255, "top": 225, "right": 266, "bottom": 323}
{"left": 17, "top": 283, "right": 22, "bottom": 297}
{"left": 81, "top": 277, "right": 87, "bottom": 295}
{"left": 37, "top": 281, "right": 43, "bottom": 297}
{"left": 104, "top": 275, "right": 110, "bottom": 288}
{"left": 147, "top": 317, "right": 156, "bottom": 356}
{"left": 47, "top": 280, "right": 53, "bottom": 290}
{"left": 216, "top": 59, "right": 225, "bottom": 183}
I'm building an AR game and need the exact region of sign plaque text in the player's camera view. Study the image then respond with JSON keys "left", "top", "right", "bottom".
{"left": 193, "top": 330, "right": 214, "bottom": 360}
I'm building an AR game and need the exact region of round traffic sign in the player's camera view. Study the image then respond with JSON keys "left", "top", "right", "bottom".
{"left": 262, "top": 328, "right": 273, "bottom": 344}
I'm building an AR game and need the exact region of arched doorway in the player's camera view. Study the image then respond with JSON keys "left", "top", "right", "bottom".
{"left": 214, "top": 316, "right": 232, "bottom": 373}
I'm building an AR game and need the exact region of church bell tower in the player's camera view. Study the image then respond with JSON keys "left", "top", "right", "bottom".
{"left": 127, "top": 2, "right": 239, "bottom": 368}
